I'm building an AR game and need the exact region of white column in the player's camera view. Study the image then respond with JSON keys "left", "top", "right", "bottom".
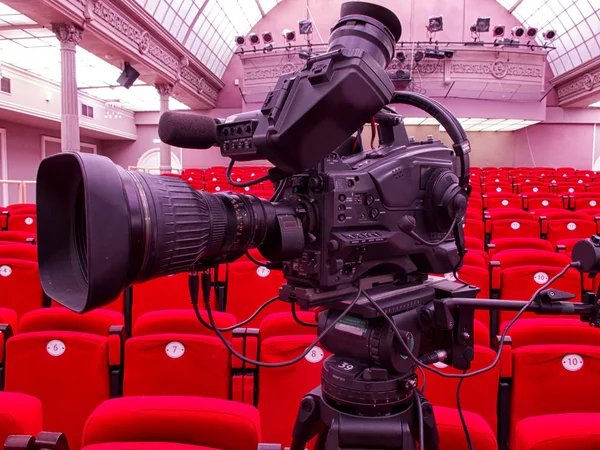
{"left": 156, "top": 83, "right": 174, "bottom": 174}
{"left": 52, "top": 23, "right": 83, "bottom": 153}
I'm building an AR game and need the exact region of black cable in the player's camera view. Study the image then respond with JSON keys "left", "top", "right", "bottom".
{"left": 291, "top": 303, "right": 318, "bottom": 328}
{"left": 193, "top": 286, "right": 363, "bottom": 367}
{"left": 400, "top": 218, "right": 457, "bottom": 247}
{"left": 227, "top": 160, "right": 271, "bottom": 187}
{"left": 245, "top": 250, "right": 269, "bottom": 267}
{"left": 456, "top": 370, "right": 473, "bottom": 450}
{"left": 418, "top": 366, "right": 427, "bottom": 393}
{"left": 416, "top": 389, "right": 425, "bottom": 450}
{"left": 362, "top": 262, "right": 575, "bottom": 380}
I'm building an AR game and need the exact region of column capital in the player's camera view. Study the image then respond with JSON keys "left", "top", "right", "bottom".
{"left": 155, "top": 83, "right": 174, "bottom": 98}
{"left": 52, "top": 23, "right": 84, "bottom": 49}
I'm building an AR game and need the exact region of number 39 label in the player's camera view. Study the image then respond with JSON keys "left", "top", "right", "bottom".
{"left": 305, "top": 346, "right": 324, "bottom": 363}
{"left": 562, "top": 354, "right": 584, "bottom": 372}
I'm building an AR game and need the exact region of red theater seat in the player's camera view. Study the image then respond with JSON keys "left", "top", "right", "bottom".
{"left": 0, "top": 258, "right": 43, "bottom": 319}
{"left": 0, "top": 392, "right": 42, "bottom": 446}
{"left": 540, "top": 211, "right": 596, "bottom": 246}
{"left": 0, "top": 231, "right": 36, "bottom": 244}
{"left": 482, "top": 192, "right": 521, "bottom": 209}
{"left": 487, "top": 238, "right": 553, "bottom": 258}
{"left": 0, "top": 243, "right": 37, "bottom": 261}
{"left": 5, "top": 308, "right": 123, "bottom": 450}
{"left": 463, "top": 219, "right": 484, "bottom": 242}
{"left": 512, "top": 413, "right": 600, "bottom": 450}
{"left": 82, "top": 396, "right": 261, "bottom": 450}
{"left": 457, "top": 266, "right": 491, "bottom": 326}
{"left": 435, "top": 406, "right": 497, "bottom": 450}
{"left": 521, "top": 192, "right": 563, "bottom": 211}
{"left": 463, "top": 250, "right": 489, "bottom": 269}
{"left": 485, "top": 209, "right": 539, "bottom": 241}
{"left": 465, "top": 236, "right": 485, "bottom": 251}
{"left": 83, "top": 444, "right": 217, "bottom": 450}
{"left": 505, "top": 319, "right": 600, "bottom": 348}
{"left": 424, "top": 345, "right": 499, "bottom": 434}
{"left": 257, "top": 312, "right": 324, "bottom": 447}
{"left": 510, "top": 345, "right": 600, "bottom": 441}
{"left": 123, "top": 310, "right": 236, "bottom": 399}
{"left": 481, "top": 182, "right": 513, "bottom": 194}
{"left": 226, "top": 261, "right": 288, "bottom": 327}
{"left": 7, "top": 214, "right": 36, "bottom": 233}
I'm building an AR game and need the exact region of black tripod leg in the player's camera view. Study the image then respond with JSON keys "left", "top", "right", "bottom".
{"left": 418, "top": 396, "right": 440, "bottom": 450}
{"left": 290, "top": 394, "right": 321, "bottom": 450}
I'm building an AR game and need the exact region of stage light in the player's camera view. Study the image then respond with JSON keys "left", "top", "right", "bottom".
{"left": 470, "top": 24, "right": 477, "bottom": 33}
{"left": 428, "top": 15, "right": 443, "bottom": 33}
{"left": 527, "top": 27, "right": 538, "bottom": 38}
{"left": 493, "top": 25, "right": 505, "bottom": 38}
{"left": 283, "top": 29, "right": 296, "bottom": 42}
{"left": 543, "top": 30, "right": 557, "bottom": 41}
{"left": 262, "top": 31, "right": 274, "bottom": 44}
{"left": 414, "top": 50, "right": 425, "bottom": 62}
{"left": 512, "top": 26, "right": 525, "bottom": 38}
{"left": 235, "top": 36, "right": 245, "bottom": 46}
{"left": 248, "top": 33, "right": 260, "bottom": 45}
{"left": 396, "top": 51, "right": 406, "bottom": 62}
{"left": 298, "top": 19, "right": 313, "bottom": 35}
{"left": 475, "top": 17, "right": 491, "bottom": 33}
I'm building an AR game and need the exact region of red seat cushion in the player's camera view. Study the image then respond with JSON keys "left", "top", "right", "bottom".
{"left": 512, "top": 413, "right": 600, "bottom": 450}
{"left": 0, "top": 392, "right": 42, "bottom": 446}
{"left": 19, "top": 308, "right": 123, "bottom": 335}
{"left": 0, "top": 307, "right": 17, "bottom": 334}
{"left": 504, "top": 319, "right": 600, "bottom": 349}
{"left": 83, "top": 396, "right": 261, "bottom": 450}
{"left": 0, "top": 243, "right": 37, "bottom": 261}
{"left": 434, "top": 406, "right": 497, "bottom": 449}
{"left": 82, "top": 444, "right": 217, "bottom": 450}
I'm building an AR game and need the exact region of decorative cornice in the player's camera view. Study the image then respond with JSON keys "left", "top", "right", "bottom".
{"left": 557, "top": 69, "right": 600, "bottom": 99}
{"left": 155, "top": 83, "right": 174, "bottom": 97}
{"left": 51, "top": 22, "right": 84, "bottom": 49}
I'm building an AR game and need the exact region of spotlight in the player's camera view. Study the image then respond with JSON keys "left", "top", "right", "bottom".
{"left": 235, "top": 36, "right": 245, "bottom": 46}
{"left": 414, "top": 50, "right": 425, "bottom": 62}
{"left": 116, "top": 62, "right": 140, "bottom": 90}
{"left": 396, "top": 51, "right": 406, "bottom": 62}
{"left": 512, "top": 26, "right": 525, "bottom": 38}
{"left": 493, "top": 25, "right": 505, "bottom": 38}
{"left": 444, "top": 50, "right": 454, "bottom": 58}
{"left": 424, "top": 48, "right": 445, "bottom": 59}
{"left": 282, "top": 28, "right": 296, "bottom": 42}
{"left": 527, "top": 27, "right": 538, "bottom": 38}
{"left": 543, "top": 30, "right": 557, "bottom": 41}
{"left": 248, "top": 33, "right": 260, "bottom": 45}
{"left": 298, "top": 19, "right": 313, "bottom": 35}
{"left": 262, "top": 31, "right": 274, "bottom": 44}
{"left": 264, "top": 43, "right": 274, "bottom": 52}
{"left": 428, "top": 15, "right": 443, "bottom": 33}
{"left": 475, "top": 17, "right": 491, "bottom": 33}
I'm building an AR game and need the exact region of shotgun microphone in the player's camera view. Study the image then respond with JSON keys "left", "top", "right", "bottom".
{"left": 158, "top": 111, "right": 220, "bottom": 149}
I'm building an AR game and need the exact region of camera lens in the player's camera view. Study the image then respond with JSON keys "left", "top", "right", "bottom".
{"left": 36, "top": 152, "right": 301, "bottom": 313}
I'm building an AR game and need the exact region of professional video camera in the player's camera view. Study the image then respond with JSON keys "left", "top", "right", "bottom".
{"left": 35, "top": 2, "right": 600, "bottom": 450}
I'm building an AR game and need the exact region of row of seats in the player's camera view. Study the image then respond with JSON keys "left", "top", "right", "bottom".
{"left": 0, "top": 203, "right": 36, "bottom": 234}
{"left": 1, "top": 306, "right": 599, "bottom": 450}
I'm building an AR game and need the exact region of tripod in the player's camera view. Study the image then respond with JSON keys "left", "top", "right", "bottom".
{"left": 284, "top": 279, "right": 480, "bottom": 450}
{"left": 290, "top": 359, "right": 439, "bottom": 449}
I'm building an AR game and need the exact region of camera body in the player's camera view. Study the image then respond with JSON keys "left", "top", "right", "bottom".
{"left": 269, "top": 126, "right": 464, "bottom": 305}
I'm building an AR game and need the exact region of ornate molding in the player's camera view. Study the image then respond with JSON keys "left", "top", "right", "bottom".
{"left": 557, "top": 69, "right": 600, "bottom": 99}
{"left": 451, "top": 62, "right": 542, "bottom": 78}
{"left": 155, "top": 83, "right": 174, "bottom": 98}
{"left": 51, "top": 23, "right": 84, "bottom": 49}
{"left": 245, "top": 63, "right": 304, "bottom": 81}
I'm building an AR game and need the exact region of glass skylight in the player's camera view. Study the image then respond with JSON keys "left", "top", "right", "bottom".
{"left": 0, "top": 2, "right": 189, "bottom": 111}
{"left": 135, "top": 0, "right": 283, "bottom": 78}
{"left": 495, "top": 0, "right": 600, "bottom": 76}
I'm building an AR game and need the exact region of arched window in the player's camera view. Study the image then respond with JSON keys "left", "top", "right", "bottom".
{"left": 137, "top": 148, "right": 182, "bottom": 175}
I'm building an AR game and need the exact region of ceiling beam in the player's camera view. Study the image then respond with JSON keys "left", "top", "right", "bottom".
{"left": 182, "top": 0, "right": 210, "bottom": 47}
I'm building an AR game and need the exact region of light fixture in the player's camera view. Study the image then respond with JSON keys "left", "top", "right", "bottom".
{"left": 396, "top": 51, "right": 406, "bottom": 62}
{"left": 116, "top": 62, "right": 140, "bottom": 90}
{"left": 428, "top": 15, "right": 443, "bottom": 33}
{"left": 248, "top": 33, "right": 260, "bottom": 46}
{"left": 543, "top": 30, "right": 557, "bottom": 41}
{"left": 298, "top": 19, "right": 313, "bottom": 35}
{"left": 261, "top": 31, "right": 274, "bottom": 44}
{"left": 414, "top": 50, "right": 425, "bottom": 62}
{"left": 235, "top": 36, "right": 245, "bottom": 46}
{"left": 475, "top": 17, "right": 491, "bottom": 33}
{"left": 493, "top": 25, "right": 505, "bottom": 38}
{"left": 526, "top": 27, "right": 538, "bottom": 38}
{"left": 512, "top": 26, "right": 525, "bottom": 38}
{"left": 282, "top": 28, "right": 296, "bottom": 42}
